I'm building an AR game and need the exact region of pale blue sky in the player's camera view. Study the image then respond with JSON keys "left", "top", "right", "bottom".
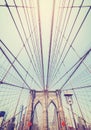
{"left": 0, "top": 0, "right": 91, "bottom": 126}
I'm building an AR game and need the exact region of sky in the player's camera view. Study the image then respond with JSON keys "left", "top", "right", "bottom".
{"left": 0, "top": 0, "right": 91, "bottom": 127}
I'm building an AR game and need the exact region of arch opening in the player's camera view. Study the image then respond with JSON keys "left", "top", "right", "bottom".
{"left": 31, "top": 102, "right": 43, "bottom": 130}
{"left": 48, "top": 102, "right": 58, "bottom": 130}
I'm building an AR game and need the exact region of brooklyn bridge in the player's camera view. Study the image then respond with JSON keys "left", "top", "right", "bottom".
{"left": 0, "top": 0, "right": 91, "bottom": 130}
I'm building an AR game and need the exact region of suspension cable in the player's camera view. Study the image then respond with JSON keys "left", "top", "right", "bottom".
{"left": 37, "top": 0, "right": 45, "bottom": 88}
{"left": 46, "top": 0, "right": 55, "bottom": 89}
{"left": 4, "top": 0, "right": 42, "bottom": 85}
{"left": 51, "top": 0, "right": 85, "bottom": 82}
{"left": 51, "top": 7, "right": 91, "bottom": 84}
{"left": 0, "top": 39, "right": 41, "bottom": 87}
{"left": 1, "top": 47, "right": 31, "bottom": 90}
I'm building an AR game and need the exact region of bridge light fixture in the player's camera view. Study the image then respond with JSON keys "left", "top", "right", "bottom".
{"left": 64, "top": 91, "right": 78, "bottom": 130}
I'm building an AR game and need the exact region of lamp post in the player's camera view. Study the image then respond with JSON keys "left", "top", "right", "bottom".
{"left": 64, "top": 93, "right": 78, "bottom": 130}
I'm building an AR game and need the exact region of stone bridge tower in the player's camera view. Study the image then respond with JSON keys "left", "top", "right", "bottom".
{"left": 23, "top": 90, "right": 66, "bottom": 130}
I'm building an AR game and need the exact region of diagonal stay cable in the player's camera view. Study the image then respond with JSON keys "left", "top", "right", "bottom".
{"left": 49, "top": 0, "right": 74, "bottom": 84}
{"left": 13, "top": 0, "right": 42, "bottom": 82}
{"left": 54, "top": 0, "right": 75, "bottom": 67}
{"left": 21, "top": 0, "right": 41, "bottom": 76}
{"left": 50, "top": 48, "right": 91, "bottom": 89}
{"left": 1, "top": 45, "right": 24, "bottom": 82}
{"left": 0, "top": 40, "right": 40, "bottom": 86}
{"left": 4, "top": 0, "right": 42, "bottom": 85}
{"left": 71, "top": 46, "right": 91, "bottom": 73}
{"left": 13, "top": 0, "right": 39, "bottom": 75}
{"left": 0, "top": 47, "right": 31, "bottom": 90}
{"left": 27, "top": 0, "right": 43, "bottom": 88}
{"left": 0, "top": 81, "right": 29, "bottom": 90}
{"left": 59, "top": 5, "right": 91, "bottom": 9}
{"left": 51, "top": 6, "right": 91, "bottom": 84}
{"left": 62, "top": 85, "right": 91, "bottom": 91}
{"left": 54, "top": 0, "right": 84, "bottom": 67}
{"left": 23, "top": 0, "right": 44, "bottom": 86}
{"left": 24, "top": 0, "right": 42, "bottom": 78}
{"left": 51, "top": 0, "right": 85, "bottom": 81}
{"left": 0, "top": 39, "right": 41, "bottom": 87}
{"left": 59, "top": 48, "right": 91, "bottom": 91}
{"left": 22, "top": 1, "right": 43, "bottom": 85}
{"left": 0, "top": 65, "right": 25, "bottom": 85}
{"left": 0, "top": 4, "right": 35, "bottom": 8}
{"left": 49, "top": 49, "right": 86, "bottom": 90}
